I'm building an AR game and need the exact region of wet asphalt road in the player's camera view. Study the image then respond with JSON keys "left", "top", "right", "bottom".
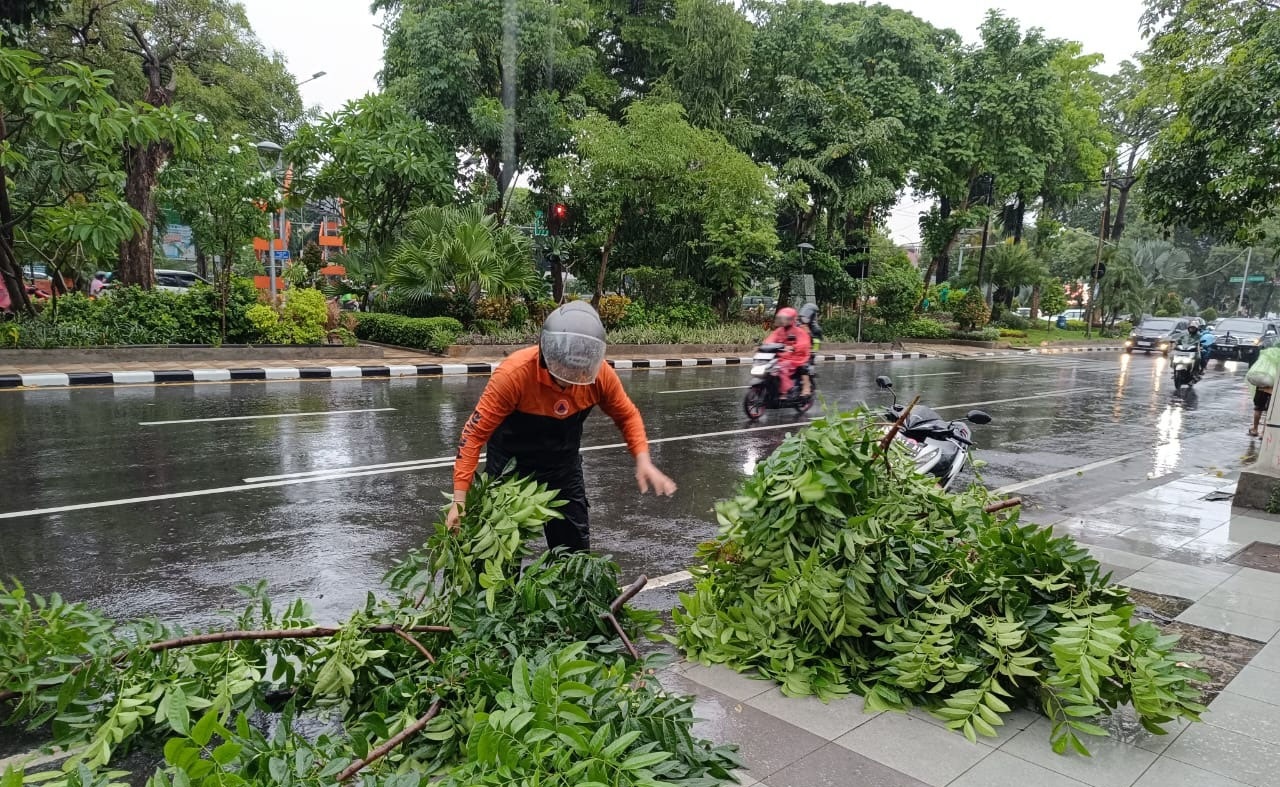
{"left": 0, "top": 351, "right": 1260, "bottom": 626}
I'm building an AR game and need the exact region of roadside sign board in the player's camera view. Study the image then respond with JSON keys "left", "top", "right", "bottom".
{"left": 273, "top": 250, "right": 291, "bottom": 260}
{"left": 1229, "top": 275, "right": 1266, "bottom": 283}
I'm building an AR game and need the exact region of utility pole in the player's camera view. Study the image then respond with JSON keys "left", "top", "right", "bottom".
{"left": 1238, "top": 247, "right": 1253, "bottom": 315}
{"left": 1086, "top": 161, "right": 1115, "bottom": 339}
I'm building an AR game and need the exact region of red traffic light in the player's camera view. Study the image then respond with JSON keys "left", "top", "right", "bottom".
{"left": 553, "top": 203, "right": 567, "bottom": 219}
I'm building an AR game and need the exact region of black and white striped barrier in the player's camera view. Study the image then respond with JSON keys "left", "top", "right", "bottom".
{"left": 0, "top": 352, "right": 927, "bottom": 389}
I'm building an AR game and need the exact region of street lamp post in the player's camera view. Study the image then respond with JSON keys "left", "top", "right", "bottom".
{"left": 796, "top": 242, "right": 815, "bottom": 310}
{"left": 255, "top": 140, "right": 284, "bottom": 302}
{"left": 296, "top": 70, "right": 326, "bottom": 87}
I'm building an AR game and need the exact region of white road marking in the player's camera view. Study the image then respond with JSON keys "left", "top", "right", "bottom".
{"left": 4, "top": 388, "right": 1105, "bottom": 520}
{"left": 642, "top": 569, "right": 693, "bottom": 589}
{"left": 934, "top": 388, "right": 1098, "bottom": 411}
{"left": 140, "top": 407, "right": 395, "bottom": 426}
{"left": 658, "top": 385, "right": 751, "bottom": 395}
{"left": 892, "top": 372, "right": 962, "bottom": 379}
{"left": 995, "top": 449, "right": 1149, "bottom": 494}
{"left": 245, "top": 456, "right": 458, "bottom": 483}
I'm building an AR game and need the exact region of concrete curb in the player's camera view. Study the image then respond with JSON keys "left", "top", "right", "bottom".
{"left": 950, "top": 346, "right": 1125, "bottom": 357}
{"left": 0, "top": 351, "right": 928, "bottom": 390}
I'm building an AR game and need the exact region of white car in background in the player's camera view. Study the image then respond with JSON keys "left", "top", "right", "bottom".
{"left": 154, "top": 269, "right": 208, "bottom": 293}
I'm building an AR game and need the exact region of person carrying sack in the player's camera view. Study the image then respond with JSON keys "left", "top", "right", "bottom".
{"left": 1246, "top": 346, "right": 1280, "bottom": 437}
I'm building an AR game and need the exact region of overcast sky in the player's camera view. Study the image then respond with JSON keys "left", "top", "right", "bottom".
{"left": 237, "top": 0, "right": 1149, "bottom": 244}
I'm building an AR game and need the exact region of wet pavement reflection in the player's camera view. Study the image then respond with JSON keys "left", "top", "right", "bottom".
{"left": 0, "top": 351, "right": 1260, "bottom": 625}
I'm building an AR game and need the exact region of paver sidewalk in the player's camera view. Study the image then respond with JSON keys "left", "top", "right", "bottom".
{"left": 662, "top": 473, "right": 1280, "bottom": 787}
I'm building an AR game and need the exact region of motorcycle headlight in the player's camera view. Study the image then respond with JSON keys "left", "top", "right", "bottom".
{"left": 1124, "top": 339, "right": 1133, "bottom": 346}
{"left": 1160, "top": 342, "right": 1169, "bottom": 350}
{"left": 1255, "top": 337, "right": 1264, "bottom": 345}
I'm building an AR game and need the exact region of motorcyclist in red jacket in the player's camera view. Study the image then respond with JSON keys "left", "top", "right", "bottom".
{"left": 763, "top": 306, "right": 812, "bottom": 400}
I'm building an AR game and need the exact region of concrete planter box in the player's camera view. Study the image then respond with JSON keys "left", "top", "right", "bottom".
{"left": 0, "top": 344, "right": 385, "bottom": 365}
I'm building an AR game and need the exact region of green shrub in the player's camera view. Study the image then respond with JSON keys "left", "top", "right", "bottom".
{"left": 952, "top": 328, "right": 1000, "bottom": 341}
{"left": 621, "top": 300, "right": 717, "bottom": 329}
{"left": 355, "top": 312, "right": 464, "bottom": 353}
{"left": 1200, "top": 307, "right": 1218, "bottom": 322}
{"left": 953, "top": 289, "right": 990, "bottom": 332}
{"left": 997, "top": 312, "right": 1030, "bottom": 330}
{"left": 380, "top": 290, "right": 476, "bottom": 326}
{"left": 1065, "top": 319, "right": 1088, "bottom": 331}
{"left": 871, "top": 255, "right": 923, "bottom": 326}
{"left": 245, "top": 289, "right": 330, "bottom": 345}
{"left": 12, "top": 281, "right": 262, "bottom": 347}
{"left": 596, "top": 294, "right": 631, "bottom": 329}
{"left": 901, "top": 318, "right": 952, "bottom": 339}
{"left": 821, "top": 316, "right": 859, "bottom": 341}
{"left": 999, "top": 328, "right": 1029, "bottom": 338}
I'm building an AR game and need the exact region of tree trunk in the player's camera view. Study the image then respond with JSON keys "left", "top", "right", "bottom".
{"left": 195, "top": 246, "right": 208, "bottom": 279}
{"left": 593, "top": 221, "right": 621, "bottom": 309}
{"left": 117, "top": 57, "right": 176, "bottom": 289}
{"left": 1110, "top": 147, "right": 1139, "bottom": 242}
{"left": 1030, "top": 283, "right": 1041, "bottom": 320}
{"left": 0, "top": 109, "right": 32, "bottom": 315}
{"left": 923, "top": 196, "right": 953, "bottom": 286}
{"left": 550, "top": 254, "right": 564, "bottom": 303}
{"left": 1012, "top": 193, "right": 1025, "bottom": 243}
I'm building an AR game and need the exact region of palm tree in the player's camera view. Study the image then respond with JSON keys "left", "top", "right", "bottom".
{"left": 389, "top": 204, "right": 539, "bottom": 305}
{"left": 962, "top": 239, "right": 1047, "bottom": 307}
{"left": 1128, "top": 239, "right": 1190, "bottom": 295}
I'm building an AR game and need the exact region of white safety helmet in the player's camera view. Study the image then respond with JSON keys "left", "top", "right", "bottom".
{"left": 540, "top": 301, "right": 608, "bottom": 385}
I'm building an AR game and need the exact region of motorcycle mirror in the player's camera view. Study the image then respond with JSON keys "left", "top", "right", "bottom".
{"left": 875, "top": 376, "right": 893, "bottom": 389}
{"left": 966, "top": 410, "right": 992, "bottom": 425}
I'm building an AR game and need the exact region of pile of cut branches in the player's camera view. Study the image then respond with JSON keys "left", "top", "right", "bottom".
{"left": 674, "top": 410, "right": 1207, "bottom": 755}
{"left": 1, "top": 474, "right": 740, "bottom": 786}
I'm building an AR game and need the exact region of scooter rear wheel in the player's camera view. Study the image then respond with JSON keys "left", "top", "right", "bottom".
{"left": 794, "top": 390, "right": 815, "bottom": 413}
{"left": 743, "top": 384, "right": 767, "bottom": 420}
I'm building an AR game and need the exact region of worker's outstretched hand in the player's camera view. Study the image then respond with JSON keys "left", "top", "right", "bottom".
{"left": 635, "top": 454, "right": 677, "bottom": 497}
{"left": 445, "top": 501, "right": 463, "bottom": 534}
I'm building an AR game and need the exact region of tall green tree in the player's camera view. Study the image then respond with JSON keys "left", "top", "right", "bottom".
{"left": 551, "top": 100, "right": 777, "bottom": 310}
{"left": 29, "top": 0, "right": 302, "bottom": 287}
{"left": 161, "top": 131, "right": 276, "bottom": 339}
{"left": 0, "top": 46, "right": 191, "bottom": 313}
{"left": 286, "top": 93, "right": 455, "bottom": 254}
{"left": 662, "top": 0, "right": 751, "bottom": 141}
{"left": 1139, "top": 0, "right": 1280, "bottom": 240}
{"left": 916, "top": 12, "right": 1108, "bottom": 286}
{"left": 746, "top": 0, "right": 951, "bottom": 257}
{"left": 378, "top": 0, "right": 602, "bottom": 215}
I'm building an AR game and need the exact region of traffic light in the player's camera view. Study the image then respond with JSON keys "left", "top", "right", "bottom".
{"left": 549, "top": 203, "right": 568, "bottom": 236}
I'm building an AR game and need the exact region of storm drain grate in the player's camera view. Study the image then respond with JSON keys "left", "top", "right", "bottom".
{"left": 1227, "top": 541, "right": 1280, "bottom": 573}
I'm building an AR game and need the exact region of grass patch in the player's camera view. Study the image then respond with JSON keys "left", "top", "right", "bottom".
{"left": 1002, "top": 327, "right": 1121, "bottom": 347}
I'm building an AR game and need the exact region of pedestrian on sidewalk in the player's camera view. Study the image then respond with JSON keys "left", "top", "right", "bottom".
{"left": 445, "top": 301, "right": 677, "bottom": 552}
{"left": 1246, "top": 346, "right": 1280, "bottom": 437}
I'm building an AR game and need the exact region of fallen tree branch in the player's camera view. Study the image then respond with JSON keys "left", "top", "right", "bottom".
{"left": 337, "top": 700, "right": 442, "bottom": 782}
{"left": 601, "top": 575, "right": 648, "bottom": 660}
{"left": 391, "top": 627, "right": 436, "bottom": 664}
{"left": 143, "top": 623, "right": 452, "bottom": 652}
{"left": 983, "top": 498, "right": 1023, "bottom": 515}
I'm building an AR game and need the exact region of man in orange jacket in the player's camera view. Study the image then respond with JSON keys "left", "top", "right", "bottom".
{"left": 446, "top": 301, "right": 677, "bottom": 551}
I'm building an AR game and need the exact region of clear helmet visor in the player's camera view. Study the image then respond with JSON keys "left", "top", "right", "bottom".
{"left": 541, "top": 331, "right": 607, "bottom": 385}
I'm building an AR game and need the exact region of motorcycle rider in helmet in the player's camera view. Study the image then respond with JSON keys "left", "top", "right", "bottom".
{"left": 796, "top": 303, "right": 822, "bottom": 397}
{"left": 764, "top": 306, "right": 813, "bottom": 401}
{"left": 1186, "top": 317, "right": 1215, "bottom": 375}
{"left": 446, "top": 301, "right": 677, "bottom": 551}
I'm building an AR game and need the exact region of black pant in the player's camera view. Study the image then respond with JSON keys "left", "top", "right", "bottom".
{"left": 485, "top": 452, "right": 590, "bottom": 552}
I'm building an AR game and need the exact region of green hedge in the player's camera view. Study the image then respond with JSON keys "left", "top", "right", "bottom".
{"left": 355, "top": 313, "right": 463, "bottom": 353}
